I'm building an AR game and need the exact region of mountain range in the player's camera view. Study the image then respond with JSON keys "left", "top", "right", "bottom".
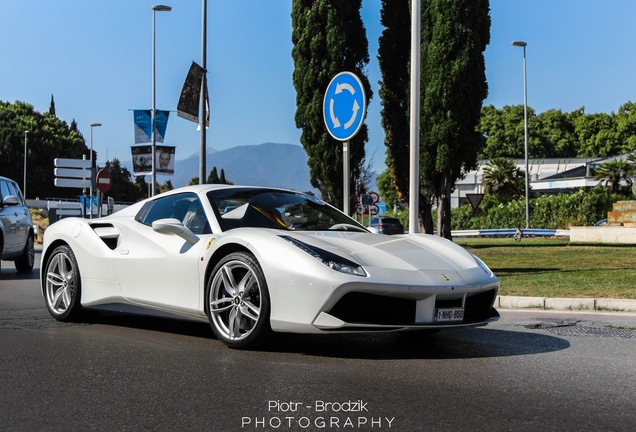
{"left": 124, "top": 142, "right": 380, "bottom": 196}
{"left": 151, "top": 142, "right": 315, "bottom": 192}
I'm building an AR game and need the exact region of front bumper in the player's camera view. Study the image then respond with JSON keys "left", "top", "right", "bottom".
{"left": 313, "top": 287, "right": 500, "bottom": 331}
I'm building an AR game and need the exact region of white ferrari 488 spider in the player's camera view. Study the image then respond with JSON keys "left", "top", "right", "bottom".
{"left": 41, "top": 185, "right": 499, "bottom": 349}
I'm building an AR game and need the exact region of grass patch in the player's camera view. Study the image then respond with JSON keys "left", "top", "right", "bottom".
{"left": 455, "top": 237, "right": 636, "bottom": 299}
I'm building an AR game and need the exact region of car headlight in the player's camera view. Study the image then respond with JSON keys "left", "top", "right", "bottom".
{"left": 280, "top": 235, "right": 366, "bottom": 277}
{"left": 471, "top": 253, "right": 495, "bottom": 277}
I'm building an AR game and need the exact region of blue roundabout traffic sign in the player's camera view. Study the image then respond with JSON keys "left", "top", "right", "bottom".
{"left": 323, "top": 72, "right": 366, "bottom": 141}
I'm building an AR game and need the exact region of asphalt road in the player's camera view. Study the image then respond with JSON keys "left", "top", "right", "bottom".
{"left": 1, "top": 251, "right": 636, "bottom": 432}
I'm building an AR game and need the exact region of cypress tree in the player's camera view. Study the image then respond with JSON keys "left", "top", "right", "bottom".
{"left": 420, "top": 0, "right": 490, "bottom": 237}
{"left": 291, "top": 0, "right": 372, "bottom": 209}
{"left": 378, "top": 0, "right": 410, "bottom": 204}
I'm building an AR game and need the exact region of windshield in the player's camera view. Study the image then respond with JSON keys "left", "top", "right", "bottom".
{"left": 206, "top": 188, "right": 368, "bottom": 233}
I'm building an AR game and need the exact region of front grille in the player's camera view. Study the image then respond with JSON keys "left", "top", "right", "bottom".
{"left": 463, "top": 289, "right": 498, "bottom": 323}
{"left": 328, "top": 292, "right": 415, "bottom": 325}
{"left": 327, "top": 289, "right": 498, "bottom": 326}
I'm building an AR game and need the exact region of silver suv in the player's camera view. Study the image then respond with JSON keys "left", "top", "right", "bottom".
{"left": 0, "top": 176, "right": 35, "bottom": 272}
{"left": 368, "top": 216, "right": 405, "bottom": 235}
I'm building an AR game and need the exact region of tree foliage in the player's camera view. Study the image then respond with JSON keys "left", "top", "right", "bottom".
{"left": 452, "top": 188, "right": 619, "bottom": 230}
{"left": 0, "top": 100, "right": 87, "bottom": 199}
{"left": 482, "top": 157, "right": 525, "bottom": 202}
{"left": 479, "top": 102, "right": 636, "bottom": 159}
{"left": 593, "top": 159, "right": 634, "bottom": 196}
{"left": 376, "top": 169, "right": 400, "bottom": 209}
{"left": 291, "top": 0, "right": 372, "bottom": 209}
{"left": 378, "top": 0, "right": 410, "bottom": 204}
{"left": 207, "top": 167, "right": 220, "bottom": 184}
{"left": 206, "top": 166, "right": 232, "bottom": 185}
{"left": 103, "top": 158, "right": 146, "bottom": 202}
{"left": 419, "top": 0, "right": 490, "bottom": 238}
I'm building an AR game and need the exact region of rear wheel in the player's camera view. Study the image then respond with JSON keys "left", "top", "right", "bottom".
{"left": 15, "top": 232, "right": 35, "bottom": 272}
{"left": 207, "top": 252, "right": 271, "bottom": 349}
{"left": 44, "top": 245, "right": 82, "bottom": 321}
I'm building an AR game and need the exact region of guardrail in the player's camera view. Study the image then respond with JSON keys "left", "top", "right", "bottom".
{"left": 452, "top": 228, "right": 570, "bottom": 241}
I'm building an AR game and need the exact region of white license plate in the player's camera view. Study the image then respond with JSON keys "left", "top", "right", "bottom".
{"left": 434, "top": 308, "right": 464, "bottom": 322}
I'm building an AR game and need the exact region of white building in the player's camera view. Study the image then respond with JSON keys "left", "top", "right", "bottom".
{"left": 451, "top": 155, "right": 629, "bottom": 209}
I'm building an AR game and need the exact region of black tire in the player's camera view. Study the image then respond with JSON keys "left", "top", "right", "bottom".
{"left": 44, "top": 245, "right": 82, "bottom": 321}
{"left": 206, "top": 252, "right": 271, "bottom": 349}
{"left": 15, "top": 232, "right": 35, "bottom": 272}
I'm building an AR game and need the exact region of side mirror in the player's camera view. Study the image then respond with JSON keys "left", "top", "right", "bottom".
{"left": 2, "top": 195, "right": 20, "bottom": 206}
{"left": 152, "top": 218, "right": 199, "bottom": 245}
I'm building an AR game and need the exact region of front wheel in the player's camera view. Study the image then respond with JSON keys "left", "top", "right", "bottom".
{"left": 44, "top": 245, "right": 82, "bottom": 321}
{"left": 207, "top": 252, "right": 271, "bottom": 349}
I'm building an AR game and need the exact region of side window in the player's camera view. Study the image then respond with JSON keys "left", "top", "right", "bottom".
{"left": 136, "top": 193, "right": 211, "bottom": 234}
{"left": 182, "top": 199, "right": 211, "bottom": 234}
{"left": 6, "top": 181, "right": 23, "bottom": 205}
{"left": 0, "top": 180, "right": 9, "bottom": 203}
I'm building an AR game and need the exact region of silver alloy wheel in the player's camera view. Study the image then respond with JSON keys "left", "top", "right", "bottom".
{"left": 45, "top": 247, "right": 79, "bottom": 318}
{"left": 209, "top": 256, "right": 263, "bottom": 343}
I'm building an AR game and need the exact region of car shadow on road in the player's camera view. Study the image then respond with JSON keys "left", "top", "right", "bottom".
{"left": 263, "top": 328, "right": 570, "bottom": 360}
{"left": 0, "top": 264, "right": 40, "bottom": 280}
{"left": 0, "top": 252, "right": 41, "bottom": 281}
{"left": 77, "top": 310, "right": 215, "bottom": 340}
{"left": 77, "top": 311, "right": 570, "bottom": 360}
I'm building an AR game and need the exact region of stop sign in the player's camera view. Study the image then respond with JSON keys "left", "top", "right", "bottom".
{"left": 96, "top": 169, "right": 112, "bottom": 193}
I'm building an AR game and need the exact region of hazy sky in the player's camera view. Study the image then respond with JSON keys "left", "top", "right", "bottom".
{"left": 2, "top": 0, "right": 636, "bottom": 177}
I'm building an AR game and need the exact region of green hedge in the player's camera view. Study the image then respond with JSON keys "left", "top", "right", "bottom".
{"left": 451, "top": 189, "right": 622, "bottom": 230}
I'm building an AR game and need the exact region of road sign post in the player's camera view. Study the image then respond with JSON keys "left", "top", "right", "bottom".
{"left": 54, "top": 158, "right": 92, "bottom": 189}
{"left": 54, "top": 158, "right": 93, "bottom": 218}
{"left": 96, "top": 169, "right": 112, "bottom": 218}
{"left": 323, "top": 72, "right": 366, "bottom": 215}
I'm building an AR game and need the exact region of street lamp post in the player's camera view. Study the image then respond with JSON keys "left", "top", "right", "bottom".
{"left": 89, "top": 123, "right": 102, "bottom": 219}
{"left": 199, "top": 0, "right": 207, "bottom": 185}
{"left": 408, "top": 0, "right": 421, "bottom": 234}
{"left": 512, "top": 40, "right": 529, "bottom": 229}
{"left": 151, "top": 4, "right": 172, "bottom": 197}
{"left": 23, "top": 130, "right": 29, "bottom": 199}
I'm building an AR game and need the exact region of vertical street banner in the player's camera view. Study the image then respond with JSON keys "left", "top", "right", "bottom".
{"left": 156, "top": 145, "right": 175, "bottom": 175}
{"left": 131, "top": 145, "right": 152, "bottom": 176}
{"left": 177, "top": 61, "right": 209, "bottom": 126}
{"left": 134, "top": 110, "right": 170, "bottom": 143}
{"left": 131, "top": 145, "right": 175, "bottom": 176}
{"left": 154, "top": 110, "right": 169, "bottom": 143}
{"left": 133, "top": 110, "right": 151, "bottom": 143}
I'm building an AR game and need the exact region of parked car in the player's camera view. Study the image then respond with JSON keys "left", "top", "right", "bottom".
{"left": 40, "top": 185, "right": 499, "bottom": 349}
{"left": 0, "top": 176, "right": 35, "bottom": 272}
{"left": 368, "top": 216, "right": 405, "bottom": 235}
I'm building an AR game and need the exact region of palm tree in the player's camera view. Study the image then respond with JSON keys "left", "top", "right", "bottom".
{"left": 593, "top": 159, "right": 634, "bottom": 195}
{"left": 628, "top": 152, "right": 636, "bottom": 170}
{"left": 482, "top": 157, "right": 526, "bottom": 202}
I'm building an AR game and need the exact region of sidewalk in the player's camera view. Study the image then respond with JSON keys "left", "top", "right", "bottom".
{"left": 497, "top": 295, "right": 636, "bottom": 312}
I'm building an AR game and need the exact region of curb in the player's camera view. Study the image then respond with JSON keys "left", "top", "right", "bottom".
{"left": 497, "top": 296, "right": 636, "bottom": 312}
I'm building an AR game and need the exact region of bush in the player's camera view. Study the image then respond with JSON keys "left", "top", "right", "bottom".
{"left": 451, "top": 189, "right": 621, "bottom": 230}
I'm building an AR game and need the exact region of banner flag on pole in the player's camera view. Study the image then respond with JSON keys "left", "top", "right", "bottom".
{"left": 154, "top": 110, "right": 169, "bottom": 143}
{"left": 133, "top": 110, "right": 151, "bottom": 143}
{"left": 131, "top": 145, "right": 152, "bottom": 176}
{"left": 177, "top": 61, "right": 209, "bottom": 126}
{"left": 155, "top": 145, "right": 175, "bottom": 175}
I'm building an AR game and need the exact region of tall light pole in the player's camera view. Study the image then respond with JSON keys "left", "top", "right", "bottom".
{"left": 89, "top": 123, "right": 102, "bottom": 218}
{"left": 151, "top": 4, "right": 172, "bottom": 196}
{"left": 512, "top": 40, "right": 530, "bottom": 229}
{"left": 199, "top": 0, "right": 207, "bottom": 185}
{"left": 408, "top": 0, "right": 421, "bottom": 234}
{"left": 23, "top": 130, "right": 29, "bottom": 199}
